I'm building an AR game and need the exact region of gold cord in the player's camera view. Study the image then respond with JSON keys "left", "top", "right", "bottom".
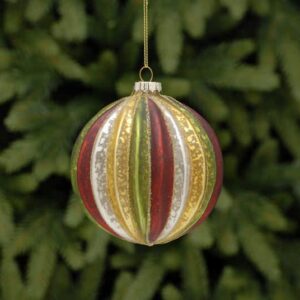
{"left": 144, "top": 0, "right": 149, "bottom": 67}
{"left": 139, "top": 0, "right": 153, "bottom": 82}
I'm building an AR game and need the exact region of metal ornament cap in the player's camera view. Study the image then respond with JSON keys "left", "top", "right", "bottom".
{"left": 134, "top": 81, "right": 162, "bottom": 93}
{"left": 71, "top": 83, "right": 223, "bottom": 246}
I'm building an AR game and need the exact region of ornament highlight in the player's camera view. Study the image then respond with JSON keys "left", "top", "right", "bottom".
{"left": 71, "top": 82, "right": 223, "bottom": 245}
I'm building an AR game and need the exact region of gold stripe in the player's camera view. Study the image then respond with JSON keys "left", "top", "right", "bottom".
{"left": 155, "top": 95, "right": 216, "bottom": 244}
{"left": 106, "top": 95, "right": 144, "bottom": 243}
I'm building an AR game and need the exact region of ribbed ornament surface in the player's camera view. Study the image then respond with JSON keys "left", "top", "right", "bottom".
{"left": 71, "top": 84, "right": 223, "bottom": 245}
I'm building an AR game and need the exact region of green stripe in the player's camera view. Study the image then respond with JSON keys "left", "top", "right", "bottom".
{"left": 129, "top": 96, "right": 151, "bottom": 239}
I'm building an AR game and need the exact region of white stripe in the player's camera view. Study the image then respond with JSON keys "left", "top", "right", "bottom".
{"left": 90, "top": 105, "right": 133, "bottom": 241}
{"left": 156, "top": 103, "right": 191, "bottom": 241}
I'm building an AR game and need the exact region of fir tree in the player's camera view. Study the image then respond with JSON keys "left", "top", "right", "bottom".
{"left": 0, "top": 0, "right": 300, "bottom": 299}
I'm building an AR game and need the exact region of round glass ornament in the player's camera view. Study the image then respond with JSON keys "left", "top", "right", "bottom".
{"left": 71, "top": 82, "right": 223, "bottom": 246}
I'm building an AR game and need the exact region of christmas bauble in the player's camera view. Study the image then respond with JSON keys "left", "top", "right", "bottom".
{"left": 71, "top": 82, "right": 223, "bottom": 246}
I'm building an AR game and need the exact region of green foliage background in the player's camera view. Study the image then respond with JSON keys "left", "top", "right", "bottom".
{"left": 0, "top": 0, "right": 300, "bottom": 299}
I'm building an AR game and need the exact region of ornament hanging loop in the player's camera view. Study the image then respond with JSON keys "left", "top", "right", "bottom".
{"left": 139, "top": 66, "right": 153, "bottom": 82}
{"left": 139, "top": 0, "right": 154, "bottom": 82}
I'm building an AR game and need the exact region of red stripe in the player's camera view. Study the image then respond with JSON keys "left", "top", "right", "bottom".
{"left": 190, "top": 109, "right": 223, "bottom": 227}
{"left": 77, "top": 106, "right": 120, "bottom": 237}
{"left": 148, "top": 99, "right": 174, "bottom": 242}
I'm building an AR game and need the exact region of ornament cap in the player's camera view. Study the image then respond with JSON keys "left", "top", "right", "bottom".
{"left": 134, "top": 81, "right": 162, "bottom": 93}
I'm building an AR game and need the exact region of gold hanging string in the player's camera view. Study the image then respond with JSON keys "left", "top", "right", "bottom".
{"left": 143, "top": 0, "right": 149, "bottom": 67}
{"left": 139, "top": 0, "right": 153, "bottom": 82}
